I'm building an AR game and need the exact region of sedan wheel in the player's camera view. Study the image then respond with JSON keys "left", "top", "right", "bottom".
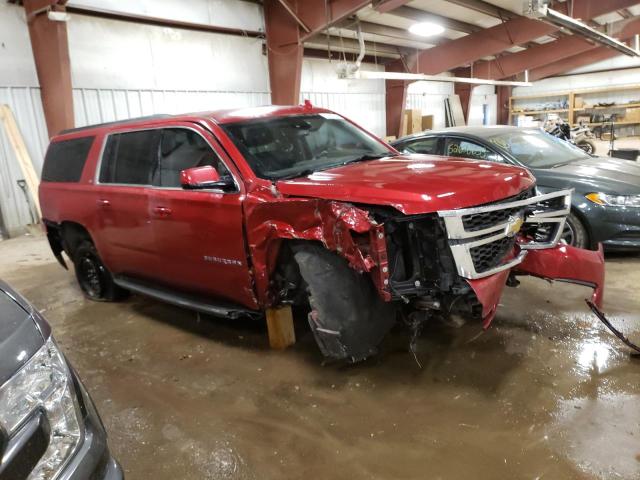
{"left": 561, "top": 212, "right": 589, "bottom": 249}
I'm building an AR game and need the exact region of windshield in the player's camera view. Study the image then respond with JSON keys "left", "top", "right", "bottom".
{"left": 486, "top": 129, "right": 590, "bottom": 168}
{"left": 221, "top": 114, "right": 393, "bottom": 180}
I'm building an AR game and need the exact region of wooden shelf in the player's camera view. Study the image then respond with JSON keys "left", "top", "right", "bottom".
{"left": 512, "top": 108, "right": 568, "bottom": 115}
{"left": 588, "top": 120, "right": 640, "bottom": 126}
{"left": 509, "top": 84, "right": 640, "bottom": 126}
{"left": 575, "top": 102, "right": 640, "bottom": 111}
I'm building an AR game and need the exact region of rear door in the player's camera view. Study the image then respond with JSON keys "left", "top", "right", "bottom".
{"left": 147, "top": 124, "right": 256, "bottom": 309}
{"left": 93, "top": 129, "right": 160, "bottom": 278}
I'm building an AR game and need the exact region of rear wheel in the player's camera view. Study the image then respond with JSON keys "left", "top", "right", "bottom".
{"left": 576, "top": 139, "right": 596, "bottom": 155}
{"left": 291, "top": 243, "right": 396, "bottom": 362}
{"left": 562, "top": 212, "right": 589, "bottom": 249}
{"left": 73, "top": 241, "right": 127, "bottom": 301}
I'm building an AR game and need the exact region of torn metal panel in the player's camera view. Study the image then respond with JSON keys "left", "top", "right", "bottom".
{"left": 515, "top": 244, "right": 605, "bottom": 308}
{"left": 466, "top": 269, "right": 510, "bottom": 329}
{"left": 243, "top": 191, "right": 390, "bottom": 306}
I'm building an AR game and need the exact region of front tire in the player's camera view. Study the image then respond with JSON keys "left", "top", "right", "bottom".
{"left": 562, "top": 212, "right": 589, "bottom": 249}
{"left": 73, "top": 241, "right": 127, "bottom": 301}
{"left": 292, "top": 243, "right": 396, "bottom": 362}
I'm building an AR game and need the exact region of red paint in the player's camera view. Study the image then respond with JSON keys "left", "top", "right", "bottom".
{"left": 467, "top": 270, "right": 510, "bottom": 329}
{"left": 180, "top": 165, "right": 220, "bottom": 187}
{"left": 516, "top": 244, "right": 605, "bottom": 308}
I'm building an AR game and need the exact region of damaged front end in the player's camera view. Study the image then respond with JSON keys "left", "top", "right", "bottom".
{"left": 248, "top": 185, "right": 606, "bottom": 362}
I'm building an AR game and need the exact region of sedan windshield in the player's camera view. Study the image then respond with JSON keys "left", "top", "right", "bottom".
{"left": 221, "top": 114, "right": 394, "bottom": 180}
{"left": 486, "top": 129, "right": 590, "bottom": 168}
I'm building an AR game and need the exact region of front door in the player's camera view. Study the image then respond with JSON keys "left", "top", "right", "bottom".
{"left": 147, "top": 124, "right": 256, "bottom": 309}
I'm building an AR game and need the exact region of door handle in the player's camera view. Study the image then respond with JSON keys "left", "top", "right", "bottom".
{"left": 154, "top": 206, "right": 172, "bottom": 217}
{"left": 96, "top": 199, "right": 111, "bottom": 207}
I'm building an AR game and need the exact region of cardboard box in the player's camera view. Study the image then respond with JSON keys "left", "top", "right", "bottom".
{"left": 624, "top": 107, "right": 640, "bottom": 122}
{"left": 403, "top": 109, "right": 422, "bottom": 135}
{"left": 574, "top": 97, "right": 584, "bottom": 108}
{"left": 421, "top": 115, "right": 433, "bottom": 131}
{"left": 576, "top": 115, "right": 591, "bottom": 124}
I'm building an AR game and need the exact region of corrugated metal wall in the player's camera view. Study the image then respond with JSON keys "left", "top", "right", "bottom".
{"left": 72, "top": 88, "right": 271, "bottom": 127}
{"left": 300, "top": 91, "right": 386, "bottom": 137}
{"left": 0, "top": 87, "right": 48, "bottom": 236}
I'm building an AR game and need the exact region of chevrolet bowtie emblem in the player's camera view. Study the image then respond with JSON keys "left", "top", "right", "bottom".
{"left": 505, "top": 215, "right": 524, "bottom": 237}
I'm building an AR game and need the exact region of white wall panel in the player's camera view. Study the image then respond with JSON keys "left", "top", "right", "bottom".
{"left": 67, "top": 0, "right": 264, "bottom": 32}
{"left": 0, "top": 3, "right": 39, "bottom": 87}
{"left": 67, "top": 14, "right": 269, "bottom": 92}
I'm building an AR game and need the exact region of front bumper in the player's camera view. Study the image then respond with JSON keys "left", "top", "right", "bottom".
{"left": 60, "top": 367, "right": 123, "bottom": 480}
{"left": 577, "top": 202, "right": 640, "bottom": 250}
{"left": 466, "top": 244, "right": 606, "bottom": 328}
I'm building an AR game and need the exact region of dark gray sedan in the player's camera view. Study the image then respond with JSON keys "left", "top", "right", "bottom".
{"left": 392, "top": 126, "right": 640, "bottom": 249}
{"left": 0, "top": 280, "right": 122, "bottom": 479}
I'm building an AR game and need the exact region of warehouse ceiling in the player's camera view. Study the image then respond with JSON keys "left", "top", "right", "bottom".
{"left": 303, "top": 0, "right": 640, "bottom": 81}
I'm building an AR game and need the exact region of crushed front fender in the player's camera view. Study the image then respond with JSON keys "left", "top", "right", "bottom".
{"left": 515, "top": 244, "right": 605, "bottom": 308}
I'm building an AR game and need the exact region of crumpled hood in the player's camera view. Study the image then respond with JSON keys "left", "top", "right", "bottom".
{"left": 534, "top": 156, "right": 640, "bottom": 195}
{"left": 276, "top": 155, "right": 535, "bottom": 215}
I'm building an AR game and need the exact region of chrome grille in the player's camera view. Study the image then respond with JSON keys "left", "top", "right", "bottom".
{"left": 462, "top": 188, "right": 534, "bottom": 232}
{"left": 438, "top": 189, "right": 572, "bottom": 279}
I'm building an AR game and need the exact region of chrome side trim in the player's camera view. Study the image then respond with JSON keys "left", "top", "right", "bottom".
{"left": 438, "top": 189, "right": 573, "bottom": 279}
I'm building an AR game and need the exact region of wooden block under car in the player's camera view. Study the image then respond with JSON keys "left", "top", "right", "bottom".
{"left": 266, "top": 305, "right": 296, "bottom": 350}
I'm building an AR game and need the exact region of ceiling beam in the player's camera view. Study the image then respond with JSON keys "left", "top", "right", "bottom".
{"left": 444, "top": 0, "right": 517, "bottom": 20}
{"left": 473, "top": 16, "right": 640, "bottom": 79}
{"left": 525, "top": 45, "right": 623, "bottom": 81}
{"left": 388, "top": 6, "right": 483, "bottom": 34}
{"left": 335, "top": 18, "right": 447, "bottom": 46}
{"left": 307, "top": 34, "right": 405, "bottom": 58}
{"left": 372, "top": 0, "right": 412, "bottom": 13}
{"left": 294, "top": 0, "right": 373, "bottom": 42}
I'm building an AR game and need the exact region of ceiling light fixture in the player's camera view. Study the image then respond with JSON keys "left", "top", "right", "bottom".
{"left": 524, "top": 0, "right": 639, "bottom": 57}
{"left": 352, "top": 70, "right": 533, "bottom": 87}
{"left": 408, "top": 22, "right": 445, "bottom": 37}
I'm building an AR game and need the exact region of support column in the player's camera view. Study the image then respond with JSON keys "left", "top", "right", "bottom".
{"left": 24, "top": 0, "right": 74, "bottom": 137}
{"left": 454, "top": 83, "right": 473, "bottom": 124}
{"left": 264, "top": 0, "right": 303, "bottom": 105}
{"left": 496, "top": 86, "right": 512, "bottom": 125}
{"left": 385, "top": 79, "right": 408, "bottom": 138}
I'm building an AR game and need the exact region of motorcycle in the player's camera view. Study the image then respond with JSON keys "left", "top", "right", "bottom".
{"left": 544, "top": 118, "right": 597, "bottom": 155}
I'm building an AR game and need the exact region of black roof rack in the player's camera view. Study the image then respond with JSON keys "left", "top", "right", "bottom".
{"left": 59, "top": 114, "right": 173, "bottom": 135}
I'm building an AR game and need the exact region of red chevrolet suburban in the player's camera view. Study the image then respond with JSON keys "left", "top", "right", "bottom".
{"left": 39, "top": 105, "right": 605, "bottom": 361}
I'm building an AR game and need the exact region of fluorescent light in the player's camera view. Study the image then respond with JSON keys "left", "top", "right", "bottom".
{"left": 524, "top": 0, "right": 639, "bottom": 57}
{"left": 353, "top": 70, "right": 533, "bottom": 87}
{"left": 408, "top": 22, "right": 445, "bottom": 37}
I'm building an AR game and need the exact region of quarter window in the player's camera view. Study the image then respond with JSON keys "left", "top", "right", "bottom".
{"left": 401, "top": 137, "right": 440, "bottom": 155}
{"left": 99, "top": 130, "right": 161, "bottom": 185}
{"left": 42, "top": 136, "right": 94, "bottom": 182}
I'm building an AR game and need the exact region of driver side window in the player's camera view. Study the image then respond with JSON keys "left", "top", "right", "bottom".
{"left": 444, "top": 138, "right": 505, "bottom": 163}
{"left": 154, "top": 128, "right": 231, "bottom": 188}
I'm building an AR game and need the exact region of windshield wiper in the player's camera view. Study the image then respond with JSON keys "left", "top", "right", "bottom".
{"left": 342, "top": 152, "right": 397, "bottom": 165}
{"left": 275, "top": 169, "right": 317, "bottom": 181}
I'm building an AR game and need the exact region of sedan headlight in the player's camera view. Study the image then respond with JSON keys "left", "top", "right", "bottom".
{"left": 0, "top": 337, "right": 82, "bottom": 479}
{"left": 586, "top": 192, "right": 640, "bottom": 207}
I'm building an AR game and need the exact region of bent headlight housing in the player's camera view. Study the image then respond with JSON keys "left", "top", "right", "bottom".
{"left": 586, "top": 192, "right": 640, "bottom": 207}
{"left": 0, "top": 337, "right": 82, "bottom": 479}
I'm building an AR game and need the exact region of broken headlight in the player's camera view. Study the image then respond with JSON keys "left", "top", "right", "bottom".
{"left": 586, "top": 192, "right": 640, "bottom": 208}
{"left": 0, "top": 337, "right": 82, "bottom": 479}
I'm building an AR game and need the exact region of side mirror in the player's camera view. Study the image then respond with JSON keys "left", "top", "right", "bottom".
{"left": 180, "top": 166, "right": 233, "bottom": 191}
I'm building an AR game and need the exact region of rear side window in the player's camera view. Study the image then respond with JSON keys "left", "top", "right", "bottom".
{"left": 42, "top": 136, "right": 94, "bottom": 182}
{"left": 99, "top": 130, "right": 161, "bottom": 185}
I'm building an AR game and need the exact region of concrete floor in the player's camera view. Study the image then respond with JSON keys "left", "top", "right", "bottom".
{"left": 1, "top": 233, "right": 639, "bottom": 480}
